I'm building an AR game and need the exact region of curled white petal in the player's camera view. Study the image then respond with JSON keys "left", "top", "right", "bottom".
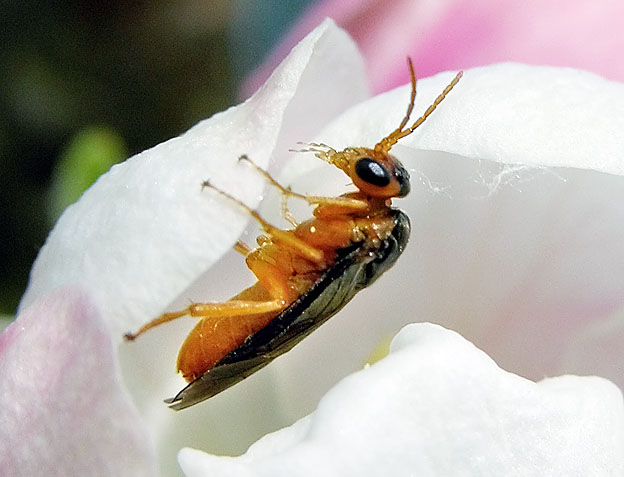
{"left": 178, "top": 323, "right": 624, "bottom": 476}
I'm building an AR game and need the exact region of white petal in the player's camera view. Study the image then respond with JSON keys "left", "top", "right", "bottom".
{"left": 263, "top": 64, "right": 624, "bottom": 418}
{"left": 314, "top": 63, "right": 624, "bottom": 174}
{"left": 178, "top": 323, "right": 624, "bottom": 476}
{"left": 0, "top": 289, "right": 155, "bottom": 476}
{"left": 18, "top": 19, "right": 369, "bottom": 340}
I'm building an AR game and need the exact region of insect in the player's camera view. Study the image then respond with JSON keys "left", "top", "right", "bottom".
{"left": 124, "top": 60, "right": 462, "bottom": 410}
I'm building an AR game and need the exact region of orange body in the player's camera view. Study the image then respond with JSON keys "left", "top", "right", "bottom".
{"left": 177, "top": 195, "right": 397, "bottom": 381}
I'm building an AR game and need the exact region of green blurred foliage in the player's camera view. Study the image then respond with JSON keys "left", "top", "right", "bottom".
{"left": 48, "top": 126, "right": 128, "bottom": 221}
{"left": 0, "top": 0, "right": 317, "bottom": 315}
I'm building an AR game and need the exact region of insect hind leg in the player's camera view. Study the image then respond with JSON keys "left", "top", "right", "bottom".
{"left": 124, "top": 299, "right": 286, "bottom": 341}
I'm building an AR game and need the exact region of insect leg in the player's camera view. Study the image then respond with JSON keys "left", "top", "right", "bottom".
{"left": 239, "top": 154, "right": 369, "bottom": 211}
{"left": 203, "top": 179, "right": 326, "bottom": 263}
{"left": 124, "top": 309, "right": 188, "bottom": 340}
{"left": 126, "top": 243, "right": 305, "bottom": 340}
{"left": 233, "top": 240, "right": 251, "bottom": 256}
{"left": 124, "top": 298, "right": 285, "bottom": 341}
{"left": 280, "top": 192, "right": 298, "bottom": 227}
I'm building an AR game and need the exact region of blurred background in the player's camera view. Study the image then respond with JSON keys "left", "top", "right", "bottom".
{"left": 2, "top": 0, "right": 622, "bottom": 317}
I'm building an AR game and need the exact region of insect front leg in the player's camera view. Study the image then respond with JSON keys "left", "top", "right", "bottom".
{"left": 239, "top": 154, "right": 370, "bottom": 213}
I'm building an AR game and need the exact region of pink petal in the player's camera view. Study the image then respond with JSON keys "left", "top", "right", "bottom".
{"left": 243, "top": 0, "right": 624, "bottom": 95}
{"left": 0, "top": 289, "right": 155, "bottom": 476}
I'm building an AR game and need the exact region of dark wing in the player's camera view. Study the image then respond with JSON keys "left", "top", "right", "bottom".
{"left": 166, "top": 210, "right": 410, "bottom": 410}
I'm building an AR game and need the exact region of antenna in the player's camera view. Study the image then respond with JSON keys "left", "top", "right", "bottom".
{"left": 375, "top": 59, "right": 463, "bottom": 153}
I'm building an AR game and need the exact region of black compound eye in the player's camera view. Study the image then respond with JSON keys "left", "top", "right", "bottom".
{"left": 355, "top": 157, "right": 391, "bottom": 187}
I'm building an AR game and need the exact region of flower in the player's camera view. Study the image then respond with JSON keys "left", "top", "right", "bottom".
{"left": 243, "top": 0, "right": 624, "bottom": 96}
{"left": 4, "top": 20, "right": 624, "bottom": 475}
{"left": 178, "top": 323, "right": 624, "bottom": 476}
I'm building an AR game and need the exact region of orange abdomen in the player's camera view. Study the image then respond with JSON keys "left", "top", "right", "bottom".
{"left": 176, "top": 310, "right": 277, "bottom": 381}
